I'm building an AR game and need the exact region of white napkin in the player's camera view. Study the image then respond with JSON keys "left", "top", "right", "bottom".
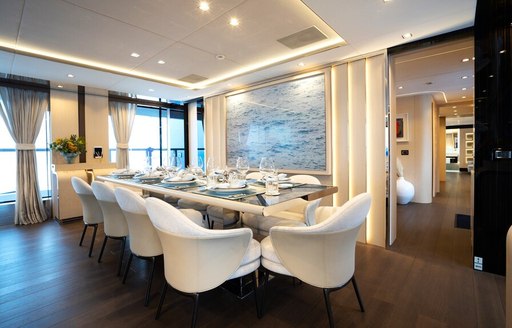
{"left": 278, "top": 173, "right": 288, "bottom": 180}
{"left": 168, "top": 174, "right": 195, "bottom": 182}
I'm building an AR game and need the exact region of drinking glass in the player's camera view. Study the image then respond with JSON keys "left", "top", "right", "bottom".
{"left": 206, "top": 157, "right": 219, "bottom": 175}
{"left": 259, "top": 157, "right": 275, "bottom": 179}
{"left": 236, "top": 156, "right": 250, "bottom": 177}
{"left": 167, "top": 154, "right": 181, "bottom": 176}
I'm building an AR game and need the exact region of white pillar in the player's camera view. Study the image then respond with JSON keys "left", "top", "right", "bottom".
{"left": 188, "top": 102, "right": 198, "bottom": 167}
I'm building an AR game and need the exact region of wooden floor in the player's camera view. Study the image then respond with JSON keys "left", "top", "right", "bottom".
{"left": 0, "top": 172, "right": 505, "bottom": 327}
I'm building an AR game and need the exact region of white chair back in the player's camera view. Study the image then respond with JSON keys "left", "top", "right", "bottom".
{"left": 145, "top": 197, "right": 252, "bottom": 293}
{"left": 71, "top": 177, "right": 103, "bottom": 225}
{"left": 288, "top": 174, "right": 322, "bottom": 226}
{"left": 91, "top": 181, "right": 128, "bottom": 237}
{"left": 269, "top": 193, "right": 371, "bottom": 288}
{"left": 114, "top": 187, "right": 162, "bottom": 257}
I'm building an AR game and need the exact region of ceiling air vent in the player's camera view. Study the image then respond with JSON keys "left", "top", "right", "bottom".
{"left": 179, "top": 74, "right": 208, "bottom": 83}
{"left": 277, "top": 26, "right": 328, "bottom": 49}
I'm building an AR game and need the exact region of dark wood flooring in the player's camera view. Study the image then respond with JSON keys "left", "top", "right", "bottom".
{"left": 0, "top": 172, "right": 505, "bottom": 327}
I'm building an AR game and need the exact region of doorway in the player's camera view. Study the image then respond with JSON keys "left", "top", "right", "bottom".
{"left": 387, "top": 30, "right": 474, "bottom": 251}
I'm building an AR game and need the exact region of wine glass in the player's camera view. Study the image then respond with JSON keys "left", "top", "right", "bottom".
{"left": 167, "top": 154, "right": 181, "bottom": 176}
{"left": 259, "top": 157, "right": 275, "bottom": 179}
{"left": 236, "top": 156, "right": 250, "bottom": 177}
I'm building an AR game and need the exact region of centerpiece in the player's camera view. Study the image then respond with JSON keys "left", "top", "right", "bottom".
{"left": 50, "top": 134, "right": 86, "bottom": 164}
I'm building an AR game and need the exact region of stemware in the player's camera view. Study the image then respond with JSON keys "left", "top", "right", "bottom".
{"left": 236, "top": 156, "right": 250, "bottom": 177}
{"left": 259, "top": 157, "right": 276, "bottom": 179}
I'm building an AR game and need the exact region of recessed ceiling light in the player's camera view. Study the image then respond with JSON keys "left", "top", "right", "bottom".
{"left": 489, "top": 74, "right": 494, "bottom": 78}
{"left": 462, "top": 58, "right": 470, "bottom": 62}
{"left": 57, "top": 85, "right": 63, "bottom": 88}
{"left": 500, "top": 49, "right": 506, "bottom": 54}
{"left": 462, "top": 87, "right": 467, "bottom": 91}
{"left": 472, "top": 57, "right": 475, "bottom": 60}
{"left": 398, "top": 86, "right": 403, "bottom": 89}
{"left": 148, "top": 88, "right": 154, "bottom": 92}
{"left": 402, "top": 33, "right": 413, "bottom": 39}
{"left": 215, "top": 54, "right": 226, "bottom": 60}
{"left": 229, "top": 17, "right": 240, "bottom": 26}
{"left": 157, "top": 60, "right": 165, "bottom": 64}
{"left": 67, "top": 74, "right": 74, "bottom": 78}
{"left": 461, "top": 75, "right": 468, "bottom": 79}
{"left": 462, "top": 96, "right": 467, "bottom": 99}
{"left": 452, "top": 106, "right": 457, "bottom": 108}
{"left": 298, "top": 62, "right": 305, "bottom": 67}
{"left": 383, "top": 0, "right": 392, "bottom": 2}
{"left": 198, "top": 1, "right": 210, "bottom": 11}
{"left": 130, "top": 52, "right": 140, "bottom": 58}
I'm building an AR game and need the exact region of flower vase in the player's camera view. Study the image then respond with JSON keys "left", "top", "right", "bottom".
{"left": 61, "top": 152, "right": 79, "bottom": 164}
{"left": 396, "top": 176, "right": 415, "bottom": 205}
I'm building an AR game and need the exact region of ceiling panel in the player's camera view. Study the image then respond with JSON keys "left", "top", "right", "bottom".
{"left": 0, "top": 0, "right": 24, "bottom": 45}
{"left": 182, "top": 0, "right": 341, "bottom": 65}
{"left": 65, "top": 0, "right": 246, "bottom": 41}
{"left": 11, "top": 53, "right": 124, "bottom": 90}
{"left": 0, "top": 51, "right": 15, "bottom": 74}
{"left": 134, "top": 42, "right": 241, "bottom": 81}
{"left": 18, "top": 0, "right": 172, "bottom": 68}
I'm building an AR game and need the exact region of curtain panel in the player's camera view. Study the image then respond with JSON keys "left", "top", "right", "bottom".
{"left": 0, "top": 87, "right": 48, "bottom": 225}
{"left": 108, "top": 101, "right": 136, "bottom": 169}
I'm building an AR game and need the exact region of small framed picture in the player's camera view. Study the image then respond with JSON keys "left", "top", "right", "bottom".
{"left": 93, "top": 146, "right": 103, "bottom": 159}
{"left": 466, "top": 141, "right": 473, "bottom": 149}
{"left": 466, "top": 133, "right": 474, "bottom": 141}
{"left": 466, "top": 149, "right": 473, "bottom": 156}
{"left": 396, "top": 113, "right": 409, "bottom": 142}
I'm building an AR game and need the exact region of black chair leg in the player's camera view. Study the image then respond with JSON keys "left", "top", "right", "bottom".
{"left": 191, "top": 293, "right": 200, "bottom": 328}
{"left": 122, "top": 252, "right": 133, "bottom": 284}
{"left": 88, "top": 224, "right": 98, "bottom": 257}
{"left": 155, "top": 282, "right": 168, "bottom": 320}
{"left": 352, "top": 276, "right": 365, "bottom": 312}
{"left": 323, "top": 288, "right": 335, "bottom": 328}
{"left": 253, "top": 271, "right": 262, "bottom": 318}
{"left": 117, "top": 237, "right": 126, "bottom": 276}
{"left": 145, "top": 256, "right": 157, "bottom": 306}
{"left": 98, "top": 236, "right": 108, "bottom": 263}
{"left": 79, "top": 224, "right": 88, "bottom": 246}
{"left": 259, "top": 269, "right": 270, "bottom": 318}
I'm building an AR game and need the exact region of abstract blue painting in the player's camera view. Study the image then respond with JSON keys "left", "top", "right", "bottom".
{"left": 226, "top": 73, "right": 326, "bottom": 172}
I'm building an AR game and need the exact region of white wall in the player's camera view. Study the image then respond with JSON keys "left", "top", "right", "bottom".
{"left": 396, "top": 95, "right": 433, "bottom": 204}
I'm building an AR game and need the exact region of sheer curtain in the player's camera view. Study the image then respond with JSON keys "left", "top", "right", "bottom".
{"left": 109, "top": 101, "right": 136, "bottom": 169}
{"left": 0, "top": 87, "right": 48, "bottom": 225}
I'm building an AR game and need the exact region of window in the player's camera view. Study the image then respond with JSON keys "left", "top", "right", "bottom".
{"left": 197, "top": 109, "right": 205, "bottom": 171}
{"left": 108, "top": 103, "right": 188, "bottom": 171}
{"left": 0, "top": 112, "right": 51, "bottom": 203}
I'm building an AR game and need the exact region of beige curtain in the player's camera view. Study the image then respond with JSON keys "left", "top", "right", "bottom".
{"left": 109, "top": 101, "right": 136, "bottom": 169}
{"left": 0, "top": 87, "right": 48, "bottom": 225}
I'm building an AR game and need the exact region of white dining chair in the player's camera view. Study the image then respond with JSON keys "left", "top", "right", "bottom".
{"left": 241, "top": 174, "right": 322, "bottom": 235}
{"left": 114, "top": 187, "right": 205, "bottom": 306}
{"left": 260, "top": 193, "right": 371, "bottom": 327}
{"left": 91, "top": 181, "right": 129, "bottom": 276}
{"left": 145, "top": 197, "right": 261, "bottom": 327}
{"left": 71, "top": 176, "right": 104, "bottom": 257}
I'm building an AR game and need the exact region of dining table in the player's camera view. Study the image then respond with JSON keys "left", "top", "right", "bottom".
{"left": 96, "top": 174, "right": 338, "bottom": 217}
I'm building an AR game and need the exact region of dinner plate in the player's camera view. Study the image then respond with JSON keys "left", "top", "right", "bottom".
{"left": 163, "top": 177, "right": 196, "bottom": 184}
{"left": 111, "top": 173, "right": 135, "bottom": 178}
{"left": 135, "top": 176, "right": 163, "bottom": 183}
{"left": 209, "top": 185, "right": 247, "bottom": 193}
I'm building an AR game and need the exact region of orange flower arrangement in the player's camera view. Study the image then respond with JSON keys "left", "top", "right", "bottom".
{"left": 50, "top": 134, "right": 86, "bottom": 154}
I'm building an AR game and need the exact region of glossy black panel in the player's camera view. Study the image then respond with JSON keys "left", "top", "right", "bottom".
{"left": 473, "top": 0, "right": 512, "bottom": 275}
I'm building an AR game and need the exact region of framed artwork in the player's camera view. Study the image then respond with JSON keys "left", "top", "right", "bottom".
{"left": 466, "top": 149, "right": 473, "bottom": 156}
{"left": 466, "top": 141, "right": 473, "bottom": 149}
{"left": 465, "top": 132, "right": 473, "bottom": 141}
{"left": 396, "top": 113, "right": 409, "bottom": 142}
{"left": 225, "top": 72, "right": 331, "bottom": 174}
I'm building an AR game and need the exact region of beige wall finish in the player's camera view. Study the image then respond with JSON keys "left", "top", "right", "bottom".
{"left": 438, "top": 117, "right": 446, "bottom": 183}
{"left": 397, "top": 95, "right": 433, "bottom": 204}
{"left": 50, "top": 88, "right": 114, "bottom": 171}
{"left": 432, "top": 102, "right": 439, "bottom": 196}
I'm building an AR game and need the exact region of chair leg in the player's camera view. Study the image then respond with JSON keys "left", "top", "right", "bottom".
{"left": 323, "top": 288, "right": 335, "bottom": 328}
{"left": 88, "top": 224, "right": 98, "bottom": 257}
{"left": 144, "top": 256, "right": 157, "bottom": 306}
{"left": 155, "top": 281, "right": 168, "bottom": 320}
{"left": 117, "top": 237, "right": 126, "bottom": 276}
{"left": 122, "top": 252, "right": 133, "bottom": 284}
{"left": 98, "top": 236, "right": 108, "bottom": 263}
{"left": 259, "top": 269, "right": 270, "bottom": 318}
{"left": 79, "top": 224, "right": 88, "bottom": 246}
{"left": 191, "top": 293, "right": 200, "bottom": 328}
{"left": 351, "top": 276, "right": 365, "bottom": 312}
{"left": 253, "top": 271, "right": 262, "bottom": 319}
